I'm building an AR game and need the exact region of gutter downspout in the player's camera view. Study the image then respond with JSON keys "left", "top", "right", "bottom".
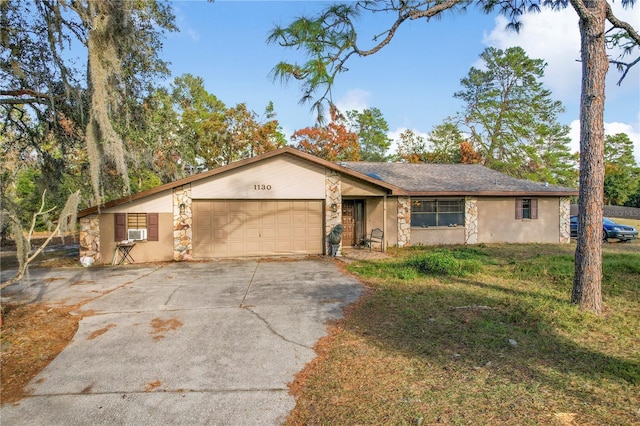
{"left": 383, "top": 193, "right": 387, "bottom": 252}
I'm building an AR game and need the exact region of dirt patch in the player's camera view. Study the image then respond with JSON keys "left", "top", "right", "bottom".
{"left": 150, "top": 317, "right": 183, "bottom": 340}
{"left": 1, "top": 303, "right": 82, "bottom": 405}
{"left": 145, "top": 380, "right": 162, "bottom": 392}
{"left": 87, "top": 324, "right": 117, "bottom": 340}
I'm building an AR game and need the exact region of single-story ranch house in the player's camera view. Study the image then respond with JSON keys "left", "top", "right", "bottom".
{"left": 77, "top": 147, "right": 578, "bottom": 264}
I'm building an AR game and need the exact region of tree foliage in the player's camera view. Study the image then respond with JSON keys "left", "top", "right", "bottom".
{"left": 603, "top": 133, "right": 639, "bottom": 205}
{"left": 346, "top": 108, "right": 391, "bottom": 161}
{"left": 292, "top": 107, "right": 360, "bottom": 161}
{"left": 453, "top": 46, "right": 577, "bottom": 185}
{"left": 169, "top": 74, "right": 286, "bottom": 170}
{"left": 395, "top": 129, "right": 429, "bottom": 163}
{"left": 1, "top": 0, "right": 177, "bottom": 206}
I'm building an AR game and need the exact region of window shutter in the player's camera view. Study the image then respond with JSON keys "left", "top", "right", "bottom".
{"left": 515, "top": 198, "right": 523, "bottom": 219}
{"left": 147, "top": 213, "right": 159, "bottom": 241}
{"left": 531, "top": 199, "right": 538, "bottom": 219}
{"left": 115, "top": 213, "right": 127, "bottom": 241}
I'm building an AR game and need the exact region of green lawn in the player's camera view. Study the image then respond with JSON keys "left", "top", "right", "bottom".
{"left": 287, "top": 242, "right": 640, "bottom": 425}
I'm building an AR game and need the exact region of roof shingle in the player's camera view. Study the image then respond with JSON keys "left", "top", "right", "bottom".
{"left": 340, "top": 162, "right": 577, "bottom": 196}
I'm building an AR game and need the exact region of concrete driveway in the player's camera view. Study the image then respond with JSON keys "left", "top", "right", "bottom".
{"left": 1, "top": 258, "right": 363, "bottom": 425}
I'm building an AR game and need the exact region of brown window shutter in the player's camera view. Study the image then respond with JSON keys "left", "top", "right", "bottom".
{"left": 515, "top": 198, "right": 523, "bottom": 219}
{"left": 147, "top": 213, "right": 159, "bottom": 241}
{"left": 531, "top": 199, "right": 538, "bottom": 219}
{"left": 115, "top": 213, "right": 127, "bottom": 241}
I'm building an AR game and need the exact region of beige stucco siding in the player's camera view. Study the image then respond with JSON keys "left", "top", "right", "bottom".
{"left": 411, "top": 227, "right": 466, "bottom": 245}
{"left": 363, "top": 197, "right": 399, "bottom": 248}
{"left": 342, "top": 175, "right": 386, "bottom": 197}
{"left": 190, "top": 156, "right": 326, "bottom": 200}
{"left": 103, "top": 191, "right": 173, "bottom": 214}
{"left": 477, "top": 197, "right": 560, "bottom": 243}
{"left": 99, "top": 213, "right": 173, "bottom": 264}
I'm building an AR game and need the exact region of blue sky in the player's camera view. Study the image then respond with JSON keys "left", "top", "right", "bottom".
{"left": 163, "top": 1, "right": 640, "bottom": 162}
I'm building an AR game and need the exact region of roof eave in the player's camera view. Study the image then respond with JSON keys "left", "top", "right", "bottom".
{"left": 408, "top": 190, "right": 579, "bottom": 197}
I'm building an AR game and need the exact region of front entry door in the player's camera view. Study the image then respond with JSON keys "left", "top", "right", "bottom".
{"left": 341, "top": 200, "right": 364, "bottom": 247}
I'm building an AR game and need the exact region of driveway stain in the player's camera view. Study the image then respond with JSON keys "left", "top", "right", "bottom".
{"left": 87, "top": 324, "right": 116, "bottom": 340}
{"left": 150, "top": 317, "right": 183, "bottom": 340}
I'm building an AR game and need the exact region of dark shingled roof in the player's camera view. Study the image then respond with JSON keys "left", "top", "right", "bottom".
{"left": 340, "top": 162, "right": 578, "bottom": 196}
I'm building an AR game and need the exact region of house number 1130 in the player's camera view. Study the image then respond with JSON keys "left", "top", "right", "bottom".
{"left": 254, "top": 184, "right": 272, "bottom": 190}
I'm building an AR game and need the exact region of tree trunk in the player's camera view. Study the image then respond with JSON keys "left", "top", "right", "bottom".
{"left": 571, "top": 0, "right": 608, "bottom": 314}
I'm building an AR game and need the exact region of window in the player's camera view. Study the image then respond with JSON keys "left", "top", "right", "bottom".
{"left": 115, "top": 213, "right": 159, "bottom": 242}
{"left": 515, "top": 198, "right": 538, "bottom": 220}
{"left": 411, "top": 199, "right": 465, "bottom": 227}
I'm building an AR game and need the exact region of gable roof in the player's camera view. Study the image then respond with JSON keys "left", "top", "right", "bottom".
{"left": 340, "top": 162, "right": 578, "bottom": 196}
{"left": 78, "top": 147, "right": 404, "bottom": 218}
{"left": 78, "top": 148, "right": 578, "bottom": 218}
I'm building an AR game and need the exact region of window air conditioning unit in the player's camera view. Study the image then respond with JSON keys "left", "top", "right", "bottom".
{"left": 128, "top": 229, "right": 147, "bottom": 241}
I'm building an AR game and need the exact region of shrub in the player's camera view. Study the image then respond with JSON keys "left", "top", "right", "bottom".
{"left": 405, "top": 250, "right": 482, "bottom": 277}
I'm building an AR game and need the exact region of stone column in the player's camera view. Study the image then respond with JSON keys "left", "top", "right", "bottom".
{"left": 465, "top": 197, "right": 478, "bottom": 245}
{"left": 79, "top": 215, "right": 100, "bottom": 265}
{"left": 325, "top": 170, "right": 342, "bottom": 255}
{"left": 173, "top": 185, "right": 193, "bottom": 261}
{"left": 397, "top": 197, "right": 411, "bottom": 248}
{"left": 559, "top": 197, "right": 571, "bottom": 244}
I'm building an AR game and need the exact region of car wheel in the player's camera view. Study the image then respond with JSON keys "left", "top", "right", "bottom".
{"left": 602, "top": 230, "right": 608, "bottom": 243}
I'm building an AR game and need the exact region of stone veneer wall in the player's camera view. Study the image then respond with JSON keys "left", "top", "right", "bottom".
{"left": 559, "top": 197, "right": 571, "bottom": 244}
{"left": 465, "top": 197, "right": 478, "bottom": 244}
{"left": 397, "top": 197, "right": 411, "bottom": 247}
{"left": 79, "top": 215, "right": 100, "bottom": 264}
{"left": 325, "top": 170, "right": 342, "bottom": 255}
{"left": 173, "top": 185, "right": 193, "bottom": 261}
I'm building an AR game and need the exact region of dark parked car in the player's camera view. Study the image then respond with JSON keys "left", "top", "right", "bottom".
{"left": 570, "top": 215, "right": 638, "bottom": 242}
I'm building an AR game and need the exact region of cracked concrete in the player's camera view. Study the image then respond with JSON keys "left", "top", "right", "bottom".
{"left": 1, "top": 258, "right": 363, "bottom": 425}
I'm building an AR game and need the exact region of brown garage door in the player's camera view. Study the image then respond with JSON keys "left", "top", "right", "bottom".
{"left": 192, "top": 200, "right": 324, "bottom": 258}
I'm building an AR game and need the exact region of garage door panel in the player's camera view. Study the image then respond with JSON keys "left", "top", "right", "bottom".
{"left": 245, "top": 228, "right": 260, "bottom": 238}
{"left": 193, "top": 200, "right": 323, "bottom": 258}
{"left": 309, "top": 228, "right": 323, "bottom": 238}
{"left": 277, "top": 215, "right": 291, "bottom": 224}
{"left": 262, "top": 215, "right": 276, "bottom": 225}
{"left": 261, "top": 228, "right": 275, "bottom": 238}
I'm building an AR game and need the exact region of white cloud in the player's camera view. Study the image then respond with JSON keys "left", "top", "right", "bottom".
{"left": 482, "top": 5, "right": 640, "bottom": 101}
{"left": 483, "top": 10, "right": 580, "bottom": 99}
{"left": 569, "top": 119, "right": 640, "bottom": 164}
{"left": 186, "top": 28, "right": 200, "bottom": 42}
{"left": 335, "top": 89, "right": 371, "bottom": 113}
{"left": 172, "top": 5, "right": 200, "bottom": 42}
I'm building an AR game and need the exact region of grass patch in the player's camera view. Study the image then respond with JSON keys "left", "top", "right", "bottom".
{"left": 287, "top": 243, "right": 640, "bottom": 425}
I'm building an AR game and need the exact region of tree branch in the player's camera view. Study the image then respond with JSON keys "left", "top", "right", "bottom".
{"left": 605, "top": 2, "right": 640, "bottom": 46}
{"left": 0, "top": 89, "right": 51, "bottom": 99}
{"left": 604, "top": 2, "right": 640, "bottom": 85}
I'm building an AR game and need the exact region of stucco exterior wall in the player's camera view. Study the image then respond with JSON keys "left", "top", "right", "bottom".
{"left": 342, "top": 175, "right": 386, "bottom": 197}
{"left": 99, "top": 213, "right": 174, "bottom": 264}
{"left": 411, "top": 227, "right": 466, "bottom": 245}
{"left": 477, "top": 197, "right": 560, "bottom": 243}
{"left": 102, "top": 191, "right": 172, "bottom": 214}
{"left": 190, "top": 155, "right": 326, "bottom": 199}
{"left": 363, "top": 197, "right": 399, "bottom": 249}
